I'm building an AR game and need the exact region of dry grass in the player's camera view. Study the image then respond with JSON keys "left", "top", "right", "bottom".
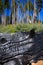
{"left": 32, "top": 60, "right": 43, "bottom": 65}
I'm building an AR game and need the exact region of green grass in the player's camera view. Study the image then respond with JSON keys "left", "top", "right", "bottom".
{"left": 0, "top": 23, "right": 43, "bottom": 33}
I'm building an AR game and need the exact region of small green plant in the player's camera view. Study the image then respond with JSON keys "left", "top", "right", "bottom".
{"left": 0, "top": 23, "right": 43, "bottom": 33}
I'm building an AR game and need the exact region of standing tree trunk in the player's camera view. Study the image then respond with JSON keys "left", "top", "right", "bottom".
{"left": 1, "top": 13, "right": 6, "bottom": 25}
{"left": 33, "top": 0, "right": 37, "bottom": 23}
{"left": 10, "top": 11, "right": 12, "bottom": 24}
{"left": 11, "top": 0, "right": 18, "bottom": 24}
{"left": 14, "top": 0, "right": 17, "bottom": 24}
{"left": 0, "top": 16, "right": 2, "bottom": 24}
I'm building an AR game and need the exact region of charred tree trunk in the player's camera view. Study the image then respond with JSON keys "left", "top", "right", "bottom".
{"left": 10, "top": 11, "right": 12, "bottom": 24}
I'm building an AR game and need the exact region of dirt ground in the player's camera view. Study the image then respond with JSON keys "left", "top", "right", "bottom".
{"left": 32, "top": 60, "right": 43, "bottom": 65}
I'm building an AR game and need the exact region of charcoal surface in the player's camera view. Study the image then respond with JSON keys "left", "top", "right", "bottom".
{"left": 0, "top": 32, "right": 43, "bottom": 64}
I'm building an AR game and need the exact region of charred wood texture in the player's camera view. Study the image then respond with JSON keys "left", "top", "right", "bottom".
{"left": 0, "top": 29, "right": 43, "bottom": 65}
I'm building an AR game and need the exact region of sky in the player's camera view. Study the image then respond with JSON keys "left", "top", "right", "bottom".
{"left": 4, "top": 0, "right": 43, "bottom": 22}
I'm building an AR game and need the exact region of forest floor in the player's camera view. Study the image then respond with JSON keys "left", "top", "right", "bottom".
{"left": 32, "top": 60, "right": 43, "bottom": 65}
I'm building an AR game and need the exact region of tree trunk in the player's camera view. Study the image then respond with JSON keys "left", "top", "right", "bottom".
{"left": 1, "top": 14, "right": 6, "bottom": 25}
{"left": 11, "top": 0, "right": 17, "bottom": 24}
{"left": 10, "top": 11, "right": 12, "bottom": 24}
{"left": 0, "top": 16, "right": 2, "bottom": 24}
{"left": 33, "top": 0, "right": 37, "bottom": 23}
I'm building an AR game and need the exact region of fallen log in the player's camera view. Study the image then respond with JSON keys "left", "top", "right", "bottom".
{"left": 0, "top": 29, "right": 43, "bottom": 65}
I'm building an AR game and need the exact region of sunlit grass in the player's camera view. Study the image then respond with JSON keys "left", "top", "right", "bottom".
{"left": 0, "top": 23, "right": 43, "bottom": 33}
